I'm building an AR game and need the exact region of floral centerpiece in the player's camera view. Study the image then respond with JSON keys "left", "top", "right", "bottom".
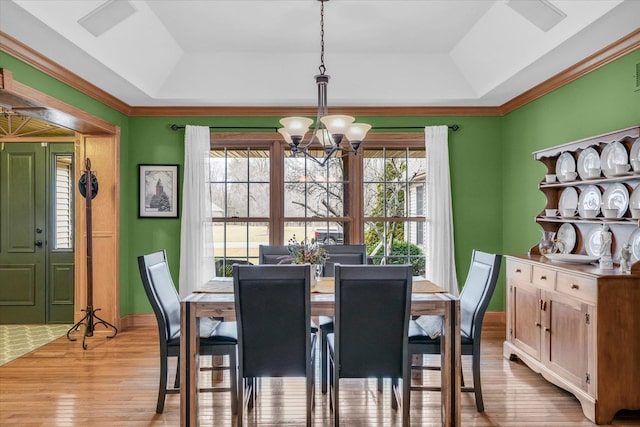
{"left": 279, "top": 235, "right": 329, "bottom": 266}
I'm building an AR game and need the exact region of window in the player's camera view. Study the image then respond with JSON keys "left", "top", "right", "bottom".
{"left": 284, "top": 148, "right": 347, "bottom": 245}
{"left": 54, "top": 154, "right": 73, "bottom": 250}
{"left": 209, "top": 148, "right": 270, "bottom": 275}
{"left": 363, "top": 148, "right": 426, "bottom": 275}
{"left": 208, "top": 135, "right": 425, "bottom": 274}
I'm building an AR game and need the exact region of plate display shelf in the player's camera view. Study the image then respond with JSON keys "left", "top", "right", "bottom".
{"left": 533, "top": 125, "right": 640, "bottom": 263}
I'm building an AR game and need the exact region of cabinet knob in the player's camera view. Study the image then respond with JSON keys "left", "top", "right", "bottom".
{"left": 515, "top": 268, "right": 522, "bottom": 273}
{"left": 544, "top": 327, "right": 550, "bottom": 333}
{"left": 535, "top": 322, "right": 541, "bottom": 328}
{"left": 540, "top": 275, "right": 547, "bottom": 280}
{"left": 571, "top": 283, "right": 580, "bottom": 290}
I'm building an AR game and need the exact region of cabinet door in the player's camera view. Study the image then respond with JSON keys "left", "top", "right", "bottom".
{"left": 510, "top": 282, "right": 542, "bottom": 360}
{"left": 542, "top": 291, "right": 592, "bottom": 392}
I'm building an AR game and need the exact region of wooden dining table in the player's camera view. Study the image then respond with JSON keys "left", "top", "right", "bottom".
{"left": 180, "top": 277, "right": 461, "bottom": 426}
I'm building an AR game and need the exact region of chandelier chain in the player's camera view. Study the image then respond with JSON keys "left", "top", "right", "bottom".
{"left": 319, "top": 0, "right": 326, "bottom": 75}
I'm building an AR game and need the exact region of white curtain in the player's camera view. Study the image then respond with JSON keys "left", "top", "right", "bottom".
{"left": 424, "top": 126, "right": 459, "bottom": 296}
{"left": 179, "top": 125, "right": 214, "bottom": 298}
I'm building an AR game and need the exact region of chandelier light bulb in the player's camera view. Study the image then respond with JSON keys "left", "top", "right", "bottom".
{"left": 277, "top": 128, "right": 293, "bottom": 144}
{"left": 315, "top": 129, "right": 335, "bottom": 146}
{"left": 345, "top": 123, "right": 372, "bottom": 143}
{"left": 279, "top": 117, "right": 314, "bottom": 138}
{"left": 320, "top": 115, "right": 355, "bottom": 136}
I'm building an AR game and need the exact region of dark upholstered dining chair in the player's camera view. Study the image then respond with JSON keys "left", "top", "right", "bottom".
{"left": 408, "top": 249, "right": 501, "bottom": 412}
{"left": 258, "top": 244, "right": 291, "bottom": 265}
{"left": 328, "top": 264, "right": 412, "bottom": 427}
{"left": 137, "top": 250, "right": 238, "bottom": 414}
{"left": 233, "top": 264, "right": 316, "bottom": 427}
{"left": 317, "top": 244, "right": 367, "bottom": 394}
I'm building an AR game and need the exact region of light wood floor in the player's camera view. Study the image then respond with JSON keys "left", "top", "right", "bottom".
{"left": 1, "top": 319, "right": 639, "bottom": 426}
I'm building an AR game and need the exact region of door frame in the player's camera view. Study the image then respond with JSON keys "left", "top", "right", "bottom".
{"left": 1, "top": 69, "right": 121, "bottom": 329}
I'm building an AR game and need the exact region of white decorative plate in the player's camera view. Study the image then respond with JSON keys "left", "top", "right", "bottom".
{"left": 585, "top": 227, "right": 605, "bottom": 257}
{"left": 577, "top": 185, "right": 601, "bottom": 218}
{"left": 556, "top": 152, "right": 576, "bottom": 182}
{"left": 629, "top": 137, "right": 640, "bottom": 162}
{"left": 600, "top": 141, "right": 628, "bottom": 178}
{"left": 544, "top": 254, "right": 599, "bottom": 264}
{"left": 630, "top": 186, "right": 640, "bottom": 209}
{"left": 577, "top": 147, "right": 601, "bottom": 180}
{"left": 629, "top": 228, "right": 640, "bottom": 263}
{"left": 558, "top": 187, "right": 579, "bottom": 213}
{"left": 556, "top": 223, "right": 576, "bottom": 254}
{"left": 602, "top": 183, "right": 629, "bottom": 218}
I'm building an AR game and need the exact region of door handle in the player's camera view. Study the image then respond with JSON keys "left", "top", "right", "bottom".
{"left": 35, "top": 240, "right": 43, "bottom": 248}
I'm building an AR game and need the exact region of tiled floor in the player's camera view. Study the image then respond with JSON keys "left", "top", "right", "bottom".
{"left": 0, "top": 324, "right": 71, "bottom": 366}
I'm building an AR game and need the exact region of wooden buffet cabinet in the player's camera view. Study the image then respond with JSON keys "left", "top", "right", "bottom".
{"left": 504, "top": 126, "right": 640, "bottom": 424}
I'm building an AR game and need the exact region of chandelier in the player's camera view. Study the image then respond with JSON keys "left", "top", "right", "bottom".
{"left": 278, "top": 0, "right": 371, "bottom": 167}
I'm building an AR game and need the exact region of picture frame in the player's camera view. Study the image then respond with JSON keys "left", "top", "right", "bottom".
{"left": 138, "top": 164, "right": 180, "bottom": 218}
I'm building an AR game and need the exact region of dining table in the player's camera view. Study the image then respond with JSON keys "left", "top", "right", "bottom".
{"left": 180, "top": 276, "right": 461, "bottom": 426}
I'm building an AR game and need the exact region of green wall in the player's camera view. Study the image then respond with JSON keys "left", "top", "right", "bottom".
{"left": 4, "top": 47, "right": 638, "bottom": 316}
{"left": 502, "top": 49, "right": 640, "bottom": 261}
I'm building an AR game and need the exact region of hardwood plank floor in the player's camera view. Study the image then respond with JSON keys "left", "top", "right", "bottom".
{"left": 1, "top": 320, "right": 638, "bottom": 426}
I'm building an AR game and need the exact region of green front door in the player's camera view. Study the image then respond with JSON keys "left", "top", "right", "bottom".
{"left": 0, "top": 142, "right": 74, "bottom": 323}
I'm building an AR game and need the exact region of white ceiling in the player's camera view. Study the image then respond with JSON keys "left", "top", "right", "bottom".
{"left": 1, "top": 0, "right": 639, "bottom": 108}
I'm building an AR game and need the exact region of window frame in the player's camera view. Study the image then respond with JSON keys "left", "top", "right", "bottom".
{"left": 210, "top": 132, "right": 425, "bottom": 246}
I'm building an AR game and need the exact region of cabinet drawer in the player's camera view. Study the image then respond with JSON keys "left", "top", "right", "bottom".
{"left": 556, "top": 273, "right": 597, "bottom": 303}
{"left": 507, "top": 260, "right": 532, "bottom": 284}
{"left": 532, "top": 266, "right": 556, "bottom": 290}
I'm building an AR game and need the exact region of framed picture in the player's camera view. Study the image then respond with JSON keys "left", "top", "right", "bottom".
{"left": 138, "top": 164, "right": 180, "bottom": 218}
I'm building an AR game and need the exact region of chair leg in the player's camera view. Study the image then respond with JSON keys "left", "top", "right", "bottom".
{"left": 402, "top": 361, "right": 411, "bottom": 427}
{"left": 156, "top": 351, "right": 168, "bottom": 414}
{"left": 378, "top": 377, "right": 384, "bottom": 393}
{"left": 333, "top": 374, "right": 339, "bottom": 427}
{"left": 472, "top": 352, "right": 484, "bottom": 412}
{"left": 237, "top": 375, "right": 244, "bottom": 427}
{"left": 174, "top": 356, "right": 181, "bottom": 389}
{"left": 321, "top": 327, "right": 329, "bottom": 394}
{"left": 328, "top": 351, "right": 334, "bottom": 412}
{"left": 307, "top": 367, "right": 313, "bottom": 427}
{"left": 391, "top": 378, "right": 398, "bottom": 410}
{"left": 229, "top": 350, "right": 238, "bottom": 415}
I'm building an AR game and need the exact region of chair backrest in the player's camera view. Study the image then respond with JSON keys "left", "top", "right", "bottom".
{"left": 138, "top": 250, "right": 181, "bottom": 343}
{"left": 334, "top": 264, "right": 412, "bottom": 378}
{"left": 258, "top": 245, "right": 291, "bottom": 265}
{"left": 459, "top": 250, "right": 502, "bottom": 340}
{"left": 233, "top": 264, "right": 312, "bottom": 377}
{"left": 322, "top": 244, "right": 367, "bottom": 277}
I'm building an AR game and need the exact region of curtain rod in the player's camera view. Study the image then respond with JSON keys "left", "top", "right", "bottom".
{"left": 169, "top": 124, "right": 460, "bottom": 132}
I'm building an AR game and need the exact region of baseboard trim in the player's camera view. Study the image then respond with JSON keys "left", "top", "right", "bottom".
{"left": 484, "top": 311, "right": 506, "bottom": 326}
{"left": 120, "top": 314, "right": 155, "bottom": 330}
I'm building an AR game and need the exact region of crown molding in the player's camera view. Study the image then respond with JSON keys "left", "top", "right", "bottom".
{"left": 2, "top": 29, "right": 638, "bottom": 119}
{"left": 500, "top": 28, "right": 640, "bottom": 115}
{"left": 129, "top": 105, "right": 502, "bottom": 117}
{"left": 0, "top": 31, "right": 131, "bottom": 115}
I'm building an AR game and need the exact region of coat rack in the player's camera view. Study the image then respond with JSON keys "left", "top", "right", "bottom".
{"left": 66, "top": 158, "right": 117, "bottom": 349}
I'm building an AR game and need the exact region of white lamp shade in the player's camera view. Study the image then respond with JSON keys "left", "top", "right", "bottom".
{"left": 279, "top": 117, "right": 313, "bottom": 137}
{"left": 320, "top": 115, "right": 355, "bottom": 135}
{"left": 314, "top": 129, "right": 335, "bottom": 146}
{"left": 345, "top": 123, "right": 372, "bottom": 142}
{"left": 278, "top": 128, "right": 293, "bottom": 144}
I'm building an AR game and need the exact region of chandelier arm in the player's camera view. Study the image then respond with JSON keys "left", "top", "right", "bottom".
{"left": 301, "top": 145, "right": 339, "bottom": 167}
